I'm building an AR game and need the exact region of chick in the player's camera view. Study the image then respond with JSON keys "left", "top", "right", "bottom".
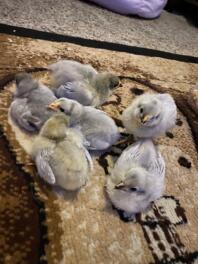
{"left": 107, "top": 139, "right": 165, "bottom": 219}
{"left": 10, "top": 72, "right": 56, "bottom": 132}
{"left": 48, "top": 60, "right": 119, "bottom": 106}
{"left": 122, "top": 93, "right": 177, "bottom": 139}
{"left": 48, "top": 59, "right": 98, "bottom": 86}
{"left": 48, "top": 98, "right": 120, "bottom": 151}
{"left": 31, "top": 114, "right": 92, "bottom": 191}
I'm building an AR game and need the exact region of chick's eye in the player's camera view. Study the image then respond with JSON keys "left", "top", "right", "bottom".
{"left": 155, "top": 114, "right": 160, "bottom": 119}
{"left": 138, "top": 104, "right": 144, "bottom": 113}
{"left": 130, "top": 187, "right": 137, "bottom": 192}
{"left": 140, "top": 107, "right": 144, "bottom": 114}
{"left": 59, "top": 107, "right": 64, "bottom": 113}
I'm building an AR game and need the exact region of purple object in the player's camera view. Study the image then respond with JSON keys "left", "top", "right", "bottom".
{"left": 89, "top": 0, "right": 167, "bottom": 18}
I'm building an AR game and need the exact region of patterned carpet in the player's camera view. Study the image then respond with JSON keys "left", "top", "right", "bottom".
{"left": 0, "top": 28, "right": 198, "bottom": 264}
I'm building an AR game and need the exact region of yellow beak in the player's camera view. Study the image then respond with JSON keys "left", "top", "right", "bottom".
{"left": 115, "top": 182, "right": 125, "bottom": 189}
{"left": 142, "top": 115, "right": 152, "bottom": 124}
{"left": 48, "top": 101, "right": 61, "bottom": 110}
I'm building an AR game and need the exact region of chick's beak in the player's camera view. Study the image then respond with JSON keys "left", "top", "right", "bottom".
{"left": 48, "top": 101, "right": 61, "bottom": 111}
{"left": 141, "top": 115, "right": 152, "bottom": 124}
{"left": 115, "top": 182, "right": 125, "bottom": 189}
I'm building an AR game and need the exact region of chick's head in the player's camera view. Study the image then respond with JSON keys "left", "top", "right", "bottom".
{"left": 15, "top": 72, "right": 32, "bottom": 85}
{"left": 133, "top": 94, "right": 163, "bottom": 127}
{"left": 40, "top": 113, "right": 70, "bottom": 140}
{"left": 15, "top": 72, "right": 38, "bottom": 97}
{"left": 108, "top": 74, "right": 120, "bottom": 90}
{"left": 48, "top": 98, "right": 83, "bottom": 120}
{"left": 95, "top": 73, "right": 119, "bottom": 91}
{"left": 107, "top": 166, "right": 153, "bottom": 215}
{"left": 114, "top": 167, "right": 148, "bottom": 194}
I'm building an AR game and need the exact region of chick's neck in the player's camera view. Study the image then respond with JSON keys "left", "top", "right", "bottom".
{"left": 15, "top": 81, "right": 38, "bottom": 98}
{"left": 41, "top": 121, "right": 67, "bottom": 141}
{"left": 69, "top": 103, "right": 84, "bottom": 125}
{"left": 91, "top": 76, "right": 109, "bottom": 94}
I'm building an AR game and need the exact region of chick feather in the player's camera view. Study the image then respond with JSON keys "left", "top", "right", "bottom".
{"left": 122, "top": 93, "right": 177, "bottom": 139}
{"left": 31, "top": 114, "right": 92, "bottom": 190}
{"left": 49, "top": 98, "right": 120, "bottom": 151}
{"left": 10, "top": 72, "right": 56, "bottom": 132}
{"left": 48, "top": 60, "right": 119, "bottom": 106}
{"left": 107, "top": 139, "right": 165, "bottom": 217}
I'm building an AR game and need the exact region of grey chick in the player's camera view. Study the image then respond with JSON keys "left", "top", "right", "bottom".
{"left": 107, "top": 139, "right": 165, "bottom": 219}
{"left": 48, "top": 60, "right": 119, "bottom": 106}
{"left": 31, "top": 114, "right": 92, "bottom": 191}
{"left": 122, "top": 93, "right": 177, "bottom": 139}
{"left": 48, "top": 98, "right": 120, "bottom": 151}
{"left": 10, "top": 72, "right": 57, "bottom": 132}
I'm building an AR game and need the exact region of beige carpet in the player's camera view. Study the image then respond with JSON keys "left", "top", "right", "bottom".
{"left": 0, "top": 0, "right": 198, "bottom": 56}
{"left": 0, "top": 33, "right": 198, "bottom": 263}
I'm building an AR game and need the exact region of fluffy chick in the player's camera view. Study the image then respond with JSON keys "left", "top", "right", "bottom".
{"left": 10, "top": 72, "right": 56, "bottom": 132}
{"left": 48, "top": 98, "right": 120, "bottom": 151}
{"left": 122, "top": 93, "right": 177, "bottom": 139}
{"left": 48, "top": 60, "right": 119, "bottom": 106}
{"left": 107, "top": 139, "right": 165, "bottom": 218}
{"left": 31, "top": 114, "right": 92, "bottom": 191}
